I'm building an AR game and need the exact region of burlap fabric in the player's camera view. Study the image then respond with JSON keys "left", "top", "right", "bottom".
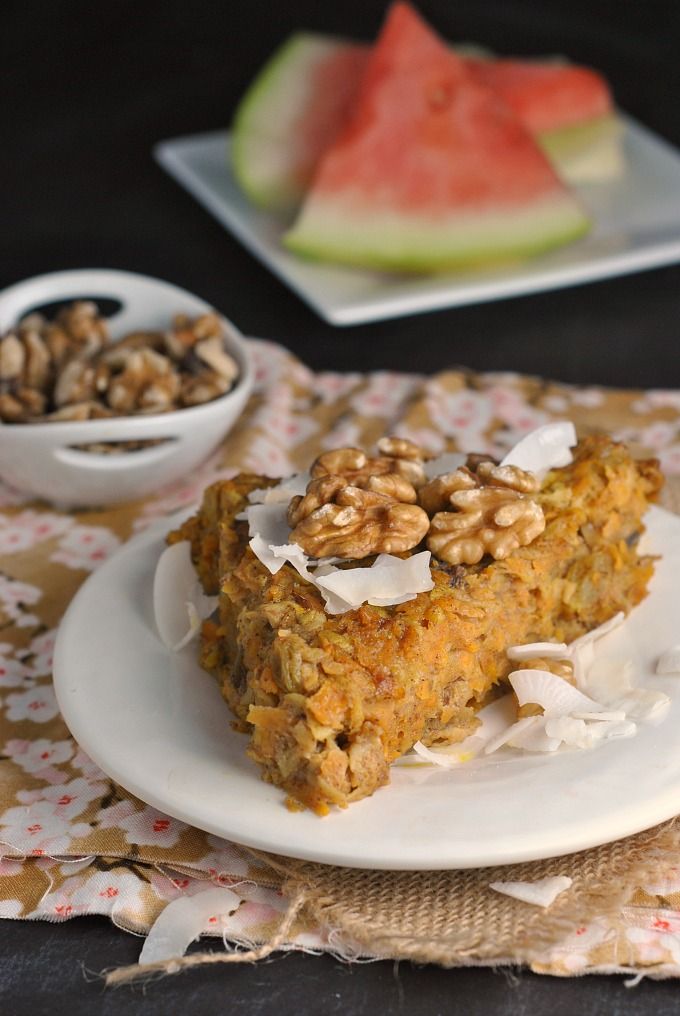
{"left": 3, "top": 338, "right": 680, "bottom": 982}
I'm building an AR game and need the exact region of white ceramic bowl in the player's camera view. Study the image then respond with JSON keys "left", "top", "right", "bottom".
{"left": 0, "top": 269, "right": 254, "bottom": 507}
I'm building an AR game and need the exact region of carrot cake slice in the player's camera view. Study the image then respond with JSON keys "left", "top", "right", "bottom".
{"left": 169, "top": 434, "right": 662, "bottom": 814}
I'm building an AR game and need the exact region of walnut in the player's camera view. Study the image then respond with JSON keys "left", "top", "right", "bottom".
{"left": 465, "top": 452, "right": 498, "bottom": 471}
{"left": 310, "top": 439, "right": 426, "bottom": 492}
{"left": 290, "top": 486, "right": 430, "bottom": 559}
{"left": 376, "top": 436, "right": 423, "bottom": 462}
{"left": 194, "top": 337, "right": 239, "bottom": 381}
{"left": 0, "top": 334, "right": 24, "bottom": 381}
{"left": 0, "top": 329, "right": 52, "bottom": 391}
{"left": 419, "top": 454, "right": 545, "bottom": 565}
{"left": 51, "top": 301, "right": 109, "bottom": 357}
{"left": 365, "top": 473, "right": 418, "bottom": 502}
{"left": 476, "top": 461, "right": 541, "bottom": 493}
{"left": 427, "top": 487, "right": 545, "bottom": 565}
{"left": 0, "top": 387, "right": 47, "bottom": 422}
{"left": 21, "top": 330, "right": 52, "bottom": 390}
{"left": 107, "top": 349, "right": 180, "bottom": 414}
{"left": 43, "top": 401, "right": 115, "bottom": 422}
{"left": 164, "top": 312, "right": 223, "bottom": 359}
{"left": 288, "top": 476, "right": 346, "bottom": 528}
{"left": 42, "top": 324, "right": 72, "bottom": 370}
{"left": 417, "top": 468, "right": 478, "bottom": 515}
{"left": 100, "top": 331, "right": 165, "bottom": 368}
{"left": 179, "top": 371, "right": 231, "bottom": 407}
{"left": 54, "top": 359, "right": 98, "bottom": 407}
{"left": 0, "top": 302, "right": 239, "bottom": 426}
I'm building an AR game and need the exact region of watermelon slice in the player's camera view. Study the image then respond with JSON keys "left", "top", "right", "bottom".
{"left": 231, "top": 28, "right": 618, "bottom": 215}
{"left": 231, "top": 33, "right": 367, "bottom": 213}
{"left": 465, "top": 57, "right": 623, "bottom": 181}
{"left": 283, "top": 4, "right": 590, "bottom": 273}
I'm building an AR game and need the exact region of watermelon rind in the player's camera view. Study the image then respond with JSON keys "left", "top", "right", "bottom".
{"left": 538, "top": 114, "right": 625, "bottom": 182}
{"left": 232, "top": 33, "right": 356, "bottom": 214}
{"left": 283, "top": 194, "right": 590, "bottom": 274}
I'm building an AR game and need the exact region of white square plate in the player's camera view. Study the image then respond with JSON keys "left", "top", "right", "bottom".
{"left": 155, "top": 117, "right": 680, "bottom": 326}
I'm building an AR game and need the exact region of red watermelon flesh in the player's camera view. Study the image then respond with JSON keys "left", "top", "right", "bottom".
{"left": 284, "top": 3, "right": 590, "bottom": 272}
{"left": 465, "top": 57, "right": 613, "bottom": 133}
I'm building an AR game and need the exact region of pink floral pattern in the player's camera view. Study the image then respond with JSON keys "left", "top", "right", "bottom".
{"left": 4, "top": 685, "right": 60, "bottom": 724}
{"left": 1, "top": 339, "right": 680, "bottom": 977}
{"left": 0, "top": 576, "right": 41, "bottom": 627}
{"left": 50, "top": 525, "right": 121, "bottom": 571}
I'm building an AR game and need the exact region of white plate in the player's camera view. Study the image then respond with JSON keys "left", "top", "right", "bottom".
{"left": 54, "top": 505, "right": 680, "bottom": 870}
{"left": 154, "top": 117, "right": 680, "bottom": 326}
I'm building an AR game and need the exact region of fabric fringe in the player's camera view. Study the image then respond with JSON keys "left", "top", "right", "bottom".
{"left": 104, "top": 889, "right": 307, "bottom": 985}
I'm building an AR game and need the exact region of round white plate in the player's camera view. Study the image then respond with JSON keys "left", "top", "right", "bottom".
{"left": 54, "top": 505, "right": 680, "bottom": 870}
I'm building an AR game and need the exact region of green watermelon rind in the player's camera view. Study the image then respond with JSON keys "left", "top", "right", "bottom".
{"left": 283, "top": 197, "right": 591, "bottom": 273}
{"left": 538, "top": 113, "right": 623, "bottom": 162}
{"left": 231, "top": 33, "right": 324, "bottom": 213}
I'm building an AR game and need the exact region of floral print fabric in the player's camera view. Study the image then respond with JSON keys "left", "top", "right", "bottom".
{"left": 2, "top": 338, "right": 680, "bottom": 975}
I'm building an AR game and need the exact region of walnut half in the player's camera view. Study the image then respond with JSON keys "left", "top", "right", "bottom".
{"left": 289, "top": 440, "right": 430, "bottom": 559}
{"left": 427, "top": 486, "right": 545, "bottom": 565}
{"left": 290, "top": 486, "right": 430, "bottom": 559}
{"left": 422, "top": 459, "right": 545, "bottom": 565}
{"left": 311, "top": 439, "right": 426, "bottom": 491}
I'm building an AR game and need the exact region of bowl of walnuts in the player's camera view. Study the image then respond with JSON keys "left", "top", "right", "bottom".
{"left": 0, "top": 269, "right": 253, "bottom": 506}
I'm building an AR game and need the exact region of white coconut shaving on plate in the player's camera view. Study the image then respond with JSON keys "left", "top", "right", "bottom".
{"left": 153, "top": 541, "right": 218, "bottom": 651}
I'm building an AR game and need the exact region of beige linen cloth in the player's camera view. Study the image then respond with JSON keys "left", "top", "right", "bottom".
{"left": 2, "top": 338, "right": 680, "bottom": 982}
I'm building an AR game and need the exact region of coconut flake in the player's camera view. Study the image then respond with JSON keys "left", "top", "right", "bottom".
{"left": 139, "top": 886, "right": 241, "bottom": 966}
{"left": 315, "top": 552, "right": 434, "bottom": 613}
{"left": 509, "top": 669, "right": 602, "bottom": 716}
{"left": 657, "top": 646, "right": 680, "bottom": 674}
{"left": 507, "top": 642, "right": 569, "bottom": 661}
{"left": 569, "top": 612, "right": 626, "bottom": 687}
{"left": 501, "top": 421, "right": 577, "bottom": 477}
{"left": 154, "top": 541, "right": 218, "bottom": 652}
{"left": 483, "top": 715, "right": 545, "bottom": 755}
{"left": 596, "top": 718, "right": 638, "bottom": 741}
{"left": 411, "top": 740, "right": 465, "bottom": 768}
{"left": 245, "top": 503, "right": 291, "bottom": 545}
{"left": 507, "top": 717, "right": 562, "bottom": 753}
{"left": 608, "top": 688, "right": 671, "bottom": 724}
{"left": 571, "top": 710, "right": 627, "bottom": 722}
{"left": 544, "top": 715, "right": 598, "bottom": 749}
{"left": 489, "top": 876, "right": 572, "bottom": 908}
{"left": 247, "top": 473, "right": 309, "bottom": 505}
{"left": 582, "top": 657, "right": 633, "bottom": 703}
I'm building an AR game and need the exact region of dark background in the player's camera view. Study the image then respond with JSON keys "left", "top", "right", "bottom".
{"left": 3, "top": 1, "right": 680, "bottom": 1013}
{"left": 4, "top": 0, "right": 680, "bottom": 386}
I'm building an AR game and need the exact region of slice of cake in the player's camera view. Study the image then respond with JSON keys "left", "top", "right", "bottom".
{"left": 170, "top": 436, "right": 661, "bottom": 814}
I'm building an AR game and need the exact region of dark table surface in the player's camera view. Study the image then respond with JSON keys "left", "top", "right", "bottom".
{"left": 3, "top": 1, "right": 680, "bottom": 1012}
